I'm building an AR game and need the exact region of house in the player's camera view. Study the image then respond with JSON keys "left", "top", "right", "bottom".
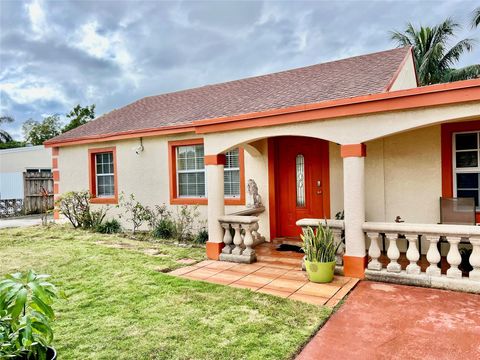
{"left": 44, "top": 46, "right": 480, "bottom": 291}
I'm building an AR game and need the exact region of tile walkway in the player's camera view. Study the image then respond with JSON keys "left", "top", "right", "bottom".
{"left": 169, "top": 260, "right": 359, "bottom": 307}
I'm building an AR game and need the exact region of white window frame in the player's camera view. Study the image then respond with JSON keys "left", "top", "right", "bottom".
{"left": 176, "top": 145, "right": 206, "bottom": 198}
{"left": 452, "top": 131, "right": 480, "bottom": 209}
{"left": 224, "top": 149, "right": 241, "bottom": 199}
{"left": 95, "top": 152, "right": 115, "bottom": 198}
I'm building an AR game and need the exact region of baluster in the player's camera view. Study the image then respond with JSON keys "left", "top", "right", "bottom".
{"left": 446, "top": 236, "right": 462, "bottom": 279}
{"left": 367, "top": 232, "right": 382, "bottom": 270}
{"left": 332, "top": 229, "right": 344, "bottom": 266}
{"left": 469, "top": 237, "right": 480, "bottom": 281}
{"left": 242, "top": 224, "right": 255, "bottom": 259}
{"left": 221, "top": 223, "right": 233, "bottom": 254}
{"left": 231, "top": 223, "right": 243, "bottom": 255}
{"left": 386, "top": 233, "right": 401, "bottom": 272}
{"left": 405, "top": 234, "right": 420, "bottom": 274}
{"left": 426, "top": 235, "right": 441, "bottom": 276}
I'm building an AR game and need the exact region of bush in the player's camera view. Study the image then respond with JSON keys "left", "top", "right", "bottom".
{"left": 194, "top": 228, "right": 208, "bottom": 244}
{"left": 117, "top": 193, "right": 151, "bottom": 234}
{"left": 145, "top": 204, "right": 171, "bottom": 230}
{"left": 174, "top": 205, "right": 200, "bottom": 242}
{"left": 152, "top": 218, "right": 176, "bottom": 239}
{"left": 96, "top": 219, "right": 122, "bottom": 234}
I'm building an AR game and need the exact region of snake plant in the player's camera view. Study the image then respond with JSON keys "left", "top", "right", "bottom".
{"left": 301, "top": 223, "right": 340, "bottom": 263}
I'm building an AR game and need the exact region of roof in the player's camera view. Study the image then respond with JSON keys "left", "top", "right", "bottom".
{"left": 46, "top": 47, "right": 413, "bottom": 146}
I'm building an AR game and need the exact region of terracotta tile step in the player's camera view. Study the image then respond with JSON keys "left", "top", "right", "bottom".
{"left": 256, "top": 255, "right": 303, "bottom": 266}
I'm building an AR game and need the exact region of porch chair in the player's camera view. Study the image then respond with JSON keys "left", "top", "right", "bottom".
{"left": 438, "top": 197, "right": 476, "bottom": 254}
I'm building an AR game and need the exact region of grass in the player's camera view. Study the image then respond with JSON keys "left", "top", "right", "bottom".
{"left": 0, "top": 225, "right": 331, "bottom": 360}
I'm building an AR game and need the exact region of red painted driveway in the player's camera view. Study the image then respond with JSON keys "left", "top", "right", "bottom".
{"left": 297, "top": 281, "right": 480, "bottom": 360}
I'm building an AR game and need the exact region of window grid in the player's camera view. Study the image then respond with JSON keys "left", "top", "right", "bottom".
{"left": 95, "top": 152, "right": 115, "bottom": 197}
{"left": 453, "top": 131, "right": 480, "bottom": 208}
{"left": 225, "top": 149, "right": 240, "bottom": 198}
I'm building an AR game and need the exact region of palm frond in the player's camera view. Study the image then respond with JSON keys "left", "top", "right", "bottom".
{"left": 442, "top": 64, "right": 480, "bottom": 82}
{"left": 0, "top": 130, "right": 14, "bottom": 143}
{"left": 472, "top": 7, "right": 480, "bottom": 28}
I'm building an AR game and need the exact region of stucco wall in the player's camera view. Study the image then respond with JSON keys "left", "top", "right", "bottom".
{"left": 388, "top": 51, "right": 417, "bottom": 91}
{"left": 0, "top": 146, "right": 52, "bottom": 173}
{"left": 57, "top": 133, "right": 271, "bottom": 237}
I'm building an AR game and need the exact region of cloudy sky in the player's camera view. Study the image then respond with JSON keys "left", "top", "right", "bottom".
{"left": 1, "top": 0, "right": 479, "bottom": 140}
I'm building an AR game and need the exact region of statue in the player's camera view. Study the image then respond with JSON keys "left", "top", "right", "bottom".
{"left": 247, "top": 179, "right": 262, "bottom": 208}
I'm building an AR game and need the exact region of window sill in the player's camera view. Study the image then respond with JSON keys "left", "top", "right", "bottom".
{"left": 91, "top": 197, "right": 118, "bottom": 205}
{"left": 169, "top": 197, "right": 245, "bottom": 206}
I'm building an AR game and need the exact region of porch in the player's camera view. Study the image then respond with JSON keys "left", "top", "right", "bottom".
{"left": 199, "top": 80, "right": 480, "bottom": 293}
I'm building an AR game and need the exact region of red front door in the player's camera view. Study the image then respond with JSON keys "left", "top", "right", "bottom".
{"left": 274, "top": 136, "right": 330, "bottom": 237}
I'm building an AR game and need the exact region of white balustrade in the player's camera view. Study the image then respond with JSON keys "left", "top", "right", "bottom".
{"left": 218, "top": 215, "right": 262, "bottom": 263}
{"left": 363, "top": 222, "right": 480, "bottom": 293}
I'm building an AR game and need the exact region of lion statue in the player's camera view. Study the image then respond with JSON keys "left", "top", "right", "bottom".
{"left": 247, "top": 179, "right": 262, "bottom": 208}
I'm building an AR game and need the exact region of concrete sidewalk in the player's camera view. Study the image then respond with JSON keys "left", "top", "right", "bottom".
{"left": 0, "top": 215, "right": 54, "bottom": 229}
{"left": 297, "top": 281, "right": 480, "bottom": 360}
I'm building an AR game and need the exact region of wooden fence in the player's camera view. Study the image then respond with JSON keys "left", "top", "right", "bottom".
{"left": 23, "top": 172, "right": 54, "bottom": 215}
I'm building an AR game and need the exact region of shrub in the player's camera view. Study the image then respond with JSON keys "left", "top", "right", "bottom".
{"left": 117, "top": 193, "right": 151, "bottom": 234}
{"left": 0, "top": 270, "right": 64, "bottom": 359}
{"left": 152, "top": 218, "right": 176, "bottom": 239}
{"left": 174, "top": 205, "right": 200, "bottom": 242}
{"left": 55, "top": 190, "right": 108, "bottom": 230}
{"left": 96, "top": 219, "right": 122, "bottom": 234}
{"left": 145, "top": 204, "right": 171, "bottom": 230}
{"left": 194, "top": 228, "right": 208, "bottom": 244}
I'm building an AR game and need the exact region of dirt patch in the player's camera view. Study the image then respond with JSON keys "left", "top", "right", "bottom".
{"left": 95, "top": 241, "right": 134, "bottom": 249}
{"left": 176, "top": 258, "right": 197, "bottom": 265}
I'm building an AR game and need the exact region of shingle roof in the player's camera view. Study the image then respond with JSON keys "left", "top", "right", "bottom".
{"left": 48, "top": 47, "right": 411, "bottom": 144}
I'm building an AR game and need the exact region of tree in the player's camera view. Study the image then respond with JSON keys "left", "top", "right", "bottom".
{"left": 391, "top": 19, "right": 480, "bottom": 85}
{"left": 62, "top": 104, "right": 95, "bottom": 133}
{"left": 473, "top": 7, "right": 480, "bottom": 28}
{"left": 22, "top": 115, "right": 62, "bottom": 145}
{"left": 0, "top": 115, "right": 14, "bottom": 143}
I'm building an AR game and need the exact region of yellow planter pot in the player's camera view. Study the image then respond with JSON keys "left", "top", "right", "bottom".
{"left": 305, "top": 260, "right": 336, "bottom": 283}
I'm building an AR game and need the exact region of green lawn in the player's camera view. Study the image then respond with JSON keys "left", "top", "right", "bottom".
{"left": 0, "top": 225, "right": 331, "bottom": 360}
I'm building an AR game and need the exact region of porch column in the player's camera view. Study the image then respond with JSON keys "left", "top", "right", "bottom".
{"left": 205, "top": 154, "right": 226, "bottom": 260}
{"left": 341, "top": 144, "right": 367, "bottom": 278}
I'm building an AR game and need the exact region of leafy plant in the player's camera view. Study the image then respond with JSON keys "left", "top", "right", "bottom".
{"left": 95, "top": 219, "right": 122, "bottom": 234}
{"left": 55, "top": 191, "right": 108, "bottom": 230}
{"left": 62, "top": 104, "right": 95, "bottom": 133}
{"left": 301, "top": 224, "right": 340, "bottom": 263}
{"left": 0, "top": 270, "right": 63, "bottom": 359}
{"left": 22, "top": 115, "right": 62, "bottom": 145}
{"left": 152, "top": 218, "right": 176, "bottom": 239}
{"left": 194, "top": 228, "right": 208, "bottom": 244}
{"left": 173, "top": 205, "right": 200, "bottom": 242}
{"left": 145, "top": 204, "right": 171, "bottom": 231}
{"left": 117, "top": 193, "right": 151, "bottom": 234}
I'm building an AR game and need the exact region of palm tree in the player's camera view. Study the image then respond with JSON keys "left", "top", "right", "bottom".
{"left": 0, "top": 116, "right": 14, "bottom": 143}
{"left": 391, "top": 19, "right": 480, "bottom": 85}
{"left": 473, "top": 7, "right": 480, "bottom": 28}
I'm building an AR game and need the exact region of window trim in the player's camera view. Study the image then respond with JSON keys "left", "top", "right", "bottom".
{"left": 168, "top": 139, "right": 245, "bottom": 205}
{"left": 441, "top": 120, "right": 480, "bottom": 222}
{"left": 88, "top": 147, "right": 118, "bottom": 204}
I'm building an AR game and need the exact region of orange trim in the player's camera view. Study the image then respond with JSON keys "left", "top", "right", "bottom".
{"left": 53, "top": 183, "right": 59, "bottom": 195}
{"left": 53, "top": 210, "right": 60, "bottom": 220}
{"left": 52, "top": 170, "right": 59, "bottom": 182}
{"left": 343, "top": 255, "right": 367, "bottom": 279}
{"left": 441, "top": 120, "right": 480, "bottom": 222}
{"left": 44, "top": 125, "right": 195, "bottom": 147}
{"left": 267, "top": 138, "right": 277, "bottom": 240}
{"left": 206, "top": 242, "right": 225, "bottom": 260}
{"left": 52, "top": 147, "right": 59, "bottom": 156}
{"left": 194, "top": 79, "right": 480, "bottom": 134}
{"left": 168, "top": 139, "right": 245, "bottom": 206}
{"left": 52, "top": 157, "right": 58, "bottom": 169}
{"left": 88, "top": 147, "right": 118, "bottom": 204}
{"left": 384, "top": 46, "right": 414, "bottom": 91}
{"left": 341, "top": 144, "right": 366, "bottom": 158}
{"left": 204, "top": 154, "right": 226, "bottom": 165}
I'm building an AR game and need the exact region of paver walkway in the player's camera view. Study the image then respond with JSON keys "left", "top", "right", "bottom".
{"left": 170, "top": 260, "right": 359, "bottom": 307}
{"left": 296, "top": 281, "right": 480, "bottom": 360}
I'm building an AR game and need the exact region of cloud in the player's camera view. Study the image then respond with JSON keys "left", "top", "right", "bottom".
{"left": 0, "top": 0, "right": 478, "bottom": 140}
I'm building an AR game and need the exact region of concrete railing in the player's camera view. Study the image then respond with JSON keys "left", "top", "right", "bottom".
{"left": 296, "top": 219, "right": 345, "bottom": 266}
{"left": 218, "top": 215, "right": 264, "bottom": 264}
{"left": 363, "top": 222, "right": 480, "bottom": 293}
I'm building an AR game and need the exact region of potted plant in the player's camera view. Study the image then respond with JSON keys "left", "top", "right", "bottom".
{"left": 0, "top": 270, "right": 63, "bottom": 359}
{"left": 301, "top": 224, "right": 340, "bottom": 283}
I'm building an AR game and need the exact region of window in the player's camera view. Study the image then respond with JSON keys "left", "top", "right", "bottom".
{"left": 224, "top": 148, "right": 240, "bottom": 198}
{"left": 453, "top": 131, "right": 480, "bottom": 207}
{"left": 95, "top": 152, "right": 115, "bottom": 197}
{"left": 88, "top": 147, "right": 117, "bottom": 204}
{"left": 177, "top": 144, "right": 205, "bottom": 197}
{"left": 169, "top": 139, "right": 245, "bottom": 205}
{"left": 296, "top": 154, "right": 305, "bottom": 207}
